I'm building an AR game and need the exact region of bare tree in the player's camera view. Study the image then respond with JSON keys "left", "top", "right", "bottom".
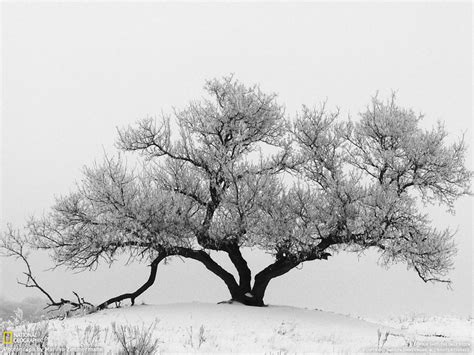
{"left": 1, "top": 77, "right": 471, "bottom": 310}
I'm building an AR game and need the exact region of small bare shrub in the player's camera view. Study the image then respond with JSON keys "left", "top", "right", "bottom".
{"left": 32, "top": 321, "right": 49, "bottom": 350}
{"left": 198, "top": 325, "right": 206, "bottom": 349}
{"left": 377, "top": 328, "right": 389, "bottom": 349}
{"left": 78, "top": 324, "right": 102, "bottom": 349}
{"left": 12, "top": 307, "right": 24, "bottom": 326}
{"left": 185, "top": 324, "right": 207, "bottom": 349}
{"left": 112, "top": 320, "right": 159, "bottom": 355}
{"left": 185, "top": 325, "right": 194, "bottom": 348}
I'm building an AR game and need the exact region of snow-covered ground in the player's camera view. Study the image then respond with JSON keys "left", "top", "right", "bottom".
{"left": 1, "top": 302, "right": 472, "bottom": 353}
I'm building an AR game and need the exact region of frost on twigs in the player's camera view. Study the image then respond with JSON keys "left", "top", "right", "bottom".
{"left": 1, "top": 77, "right": 471, "bottom": 307}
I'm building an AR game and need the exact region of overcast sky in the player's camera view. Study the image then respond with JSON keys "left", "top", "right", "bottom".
{"left": 1, "top": 2, "right": 472, "bottom": 318}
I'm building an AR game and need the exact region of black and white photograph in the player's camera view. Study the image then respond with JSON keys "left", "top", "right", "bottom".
{"left": 1, "top": 1, "right": 472, "bottom": 353}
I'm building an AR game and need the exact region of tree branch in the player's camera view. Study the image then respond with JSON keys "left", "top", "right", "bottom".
{"left": 0, "top": 228, "right": 93, "bottom": 314}
{"left": 97, "top": 252, "right": 169, "bottom": 310}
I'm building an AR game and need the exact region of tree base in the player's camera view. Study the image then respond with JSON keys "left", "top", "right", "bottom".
{"left": 217, "top": 297, "right": 267, "bottom": 307}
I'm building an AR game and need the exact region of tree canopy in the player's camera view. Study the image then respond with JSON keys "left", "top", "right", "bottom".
{"left": 1, "top": 76, "right": 471, "bottom": 310}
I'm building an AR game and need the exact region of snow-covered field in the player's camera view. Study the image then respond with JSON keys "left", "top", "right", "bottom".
{"left": 1, "top": 302, "right": 472, "bottom": 353}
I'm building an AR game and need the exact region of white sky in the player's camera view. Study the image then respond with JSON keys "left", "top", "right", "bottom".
{"left": 1, "top": 2, "right": 472, "bottom": 318}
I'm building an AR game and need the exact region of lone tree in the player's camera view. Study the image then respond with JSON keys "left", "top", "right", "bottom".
{"left": 1, "top": 76, "right": 472, "bottom": 310}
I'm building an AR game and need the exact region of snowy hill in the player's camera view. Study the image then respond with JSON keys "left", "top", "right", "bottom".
{"left": 2, "top": 302, "right": 472, "bottom": 353}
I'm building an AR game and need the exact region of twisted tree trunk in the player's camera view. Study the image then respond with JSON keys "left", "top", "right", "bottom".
{"left": 95, "top": 242, "right": 333, "bottom": 310}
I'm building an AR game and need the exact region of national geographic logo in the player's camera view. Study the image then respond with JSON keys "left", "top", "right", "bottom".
{"left": 2, "top": 330, "right": 42, "bottom": 346}
{"left": 1, "top": 330, "right": 102, "bottom": 353}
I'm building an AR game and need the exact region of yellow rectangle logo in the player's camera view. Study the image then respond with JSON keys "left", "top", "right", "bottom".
{"left": 3, "top": 331, "right": 13, "bottom": 345}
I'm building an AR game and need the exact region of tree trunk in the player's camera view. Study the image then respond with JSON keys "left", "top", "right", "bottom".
{"left": 214, "top": 258, "right": 302, "bottom": 307}
{"left": 226, "top": 244, "right": 252, "bottom": 293}
{"left": 249, "top": 259, "right": 300, "bottom": 306}
{"left": 230, "top": 291, "right": 265, "bottom": 306}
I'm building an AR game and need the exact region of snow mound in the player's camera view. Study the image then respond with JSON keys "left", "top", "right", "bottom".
{"left": 44, "top": 303, "right": 390, "bottom": 352}
{"left": 6, "top": 303, "right": 472, "bottom": 353}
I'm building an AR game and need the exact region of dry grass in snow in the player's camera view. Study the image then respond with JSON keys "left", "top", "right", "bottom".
{"left": 1, "top": 302, "right": 472, "bottom": 353}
